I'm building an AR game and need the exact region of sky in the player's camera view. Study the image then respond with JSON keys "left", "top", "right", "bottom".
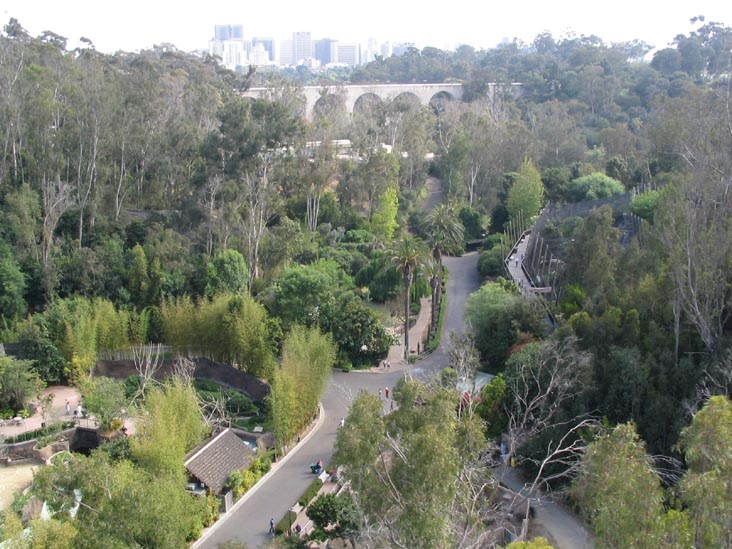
{"left": 3, "top": 0, "right": 730, "bottom": 55}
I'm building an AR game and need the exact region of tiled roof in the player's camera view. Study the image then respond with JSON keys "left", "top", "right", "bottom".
{"left": 184, "top": 428, "right": 255, "bottom": 494}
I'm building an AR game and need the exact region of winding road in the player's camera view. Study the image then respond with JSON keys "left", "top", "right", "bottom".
{"left": 197, "top": 252, "right": 480, "bottom": 548}
{"left": 196, "top": 179, "right": 593, "bottom": 548}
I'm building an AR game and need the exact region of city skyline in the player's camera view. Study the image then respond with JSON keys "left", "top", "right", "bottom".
{"left": 3, "top": 0, "right": 730, "bottom": 56}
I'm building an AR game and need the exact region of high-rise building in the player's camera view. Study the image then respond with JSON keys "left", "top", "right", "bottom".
{"left": 314, "top": 39, "right": 338, "bottom": 65}
{"left": 252, "top": 37, "right": 275, "bottom": 63}
{"left": 279, "top": 39, "right": 294, "bottom": 66}
{"left": 380, "top": 41, "right": 393, "bottom": 59}
{"left": 209, "top": 25, "right": 247, "bottom": 71}
{"left": 250, "top": 44, "right": 272, "bottom": 66}
{"left": 292, "top": 31, "right": 313, "bottom": 65}
{"left": 337, "top": 43, "right": 360, "bottom": 66}
{"left": 392, "top": 43, "right": 409, "bottom": 57}
{"left": 361, "top": 38, "right": 379, "bottom": 64}
{"left": 214, "top": 25, "right": 244, "bottom": 41}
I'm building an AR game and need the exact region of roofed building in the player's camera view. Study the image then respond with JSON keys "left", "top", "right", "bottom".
{"left": 184, "top": 428, "right": 255, "bottom": 495}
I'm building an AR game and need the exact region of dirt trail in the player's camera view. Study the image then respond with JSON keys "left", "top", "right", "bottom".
{"left": 0, "top": 464, "right": 37, "bottom": 511}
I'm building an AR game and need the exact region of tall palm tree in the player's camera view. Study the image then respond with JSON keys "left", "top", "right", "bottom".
{"left": 389, "top": 235, "right": 432, "bottom": 360}
{"left": 424, "top": 204, "right": 464, "bottom": 332}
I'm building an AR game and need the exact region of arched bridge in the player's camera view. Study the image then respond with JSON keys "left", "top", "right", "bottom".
{"left": 242, "top": 82, "right": 520, "bottom": 119}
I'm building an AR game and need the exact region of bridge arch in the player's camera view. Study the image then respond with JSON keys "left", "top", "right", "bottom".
{"left": 352, "top": 93, "right": 383, "bottom": 116}
{"left": 429, "top": 90, "right": 456, "bottom": 113}
{"left": 241, "top": 82, "right": 522, "bottom": 120}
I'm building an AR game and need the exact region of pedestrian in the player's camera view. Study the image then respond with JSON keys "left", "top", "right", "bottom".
{"left": 378, "top": 389, "right": 382, "bottom": 399}
{"left": 515, "top": 257, "right": 519, "bottom": 267}
{"left": 269, "top": 517, "right": 275, "bottom": 536}
{"left": 65, "top": 400, "right": 70, "bottom": 415}
{"left": 340, "top": 417, "right": 345, "bottom": 428}
{"left": 387, "top": 359, "right": 391, "bottom": 369}
{"left": 385, "top": 387, "right": 390, "bottom": 399}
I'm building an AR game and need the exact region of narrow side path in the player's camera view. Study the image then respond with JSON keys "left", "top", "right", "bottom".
{"left": 493, "top": 466, "right": 595, "bottom": 549}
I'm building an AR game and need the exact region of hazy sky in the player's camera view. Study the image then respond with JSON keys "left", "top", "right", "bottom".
{"left": 3, "top": 0, "right": 730, "bottom": 54}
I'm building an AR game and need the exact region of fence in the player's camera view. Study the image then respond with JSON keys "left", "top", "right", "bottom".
{"left": 522, "top": 194, "right": 643, "bottom": 304}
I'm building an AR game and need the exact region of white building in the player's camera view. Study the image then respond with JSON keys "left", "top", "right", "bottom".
{"left": 337, "top": 43, "right": 360, "bottom": 66}
{"left": 209, "top": 24, "right": 247, "bottom": 71}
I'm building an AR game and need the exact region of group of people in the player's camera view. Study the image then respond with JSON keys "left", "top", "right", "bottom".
{"left": 378, "top": 387, "right": 390, "bottom": 399}
{"left": 65, "top": 399, "right": 84, "bottom": 420}
{"left": 309, "top": 459, "right": 324, "bottom": 475}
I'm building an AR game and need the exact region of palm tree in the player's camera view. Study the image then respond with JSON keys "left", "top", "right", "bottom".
{"left": 424, "top": 204, "right": 464, "bottom": 332}
{"left": 388, "top": 236, "right": 432, "bottom": 360}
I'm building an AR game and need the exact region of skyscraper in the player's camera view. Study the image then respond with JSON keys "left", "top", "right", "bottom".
{"left": 292, "top": 32, "right": 313, "bottom": 65}
{"left": 252, "top": 37, "right": 275, "bottom": 63}
{"left": 337, "top": 43, "right": 360, "bottom": 66}
{"left": 315, "top": 39, "right": 338, "bottom": 65}
{"left": 214, "top": 25, "right": 244, "bottom": 41}
{"left": 210, "top": 25, "right": 247, "bottom": 71}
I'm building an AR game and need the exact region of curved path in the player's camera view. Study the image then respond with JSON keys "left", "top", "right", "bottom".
{"left": 197, "top": 252, "right": 480, "bottom": 548}
{"left": 198, "top": 249, "right": 592, "bottom": 548}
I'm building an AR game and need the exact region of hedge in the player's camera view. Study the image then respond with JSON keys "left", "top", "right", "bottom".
{"left": 298, "top": 477, "right": 324, "bottom": 508}
{"left": 3, "top": 422, "right": 76, "bottom": 444}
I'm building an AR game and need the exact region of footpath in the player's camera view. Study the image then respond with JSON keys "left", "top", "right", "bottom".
{"left": 370, "top": 296, "right": 432, "bottom": 373}
{"left": 0, "top": 386, "right": 82, "bottom": 438}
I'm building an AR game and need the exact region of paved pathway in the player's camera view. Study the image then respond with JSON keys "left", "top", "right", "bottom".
{"left": 196, "top": 253, "right": 481, "bottom": 548}
{"left": 0, "top": 386, "right": 81, "bottom": 438}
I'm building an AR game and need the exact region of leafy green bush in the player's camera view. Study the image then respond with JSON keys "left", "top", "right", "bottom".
{"left": 4, "top": 422, "right": 75, "bottom": 444}
{"left": 478, "top": 247, "right": 505, "bottom": 278}
{"left": 193, "top": 379, "right": 256, "bottom": 415}
{"left": 630, "top": 190, "right": 659, "bottom": 223}
{"left": 298, "top": 477, "right": 324, "bottom": 508}
{"left": 482, "top": 233, "right": 504, "bottom": 251}
{"left": 275, "top": 510, "right": 298, "bottom": 535}
{"left": 204, "top": 493, "right": 220, "bottom": 527}
{"left": 564, "top": 172, "right": 625, "bottom": 202}
{"left": 123, "top": 375, "right": 142, "bottom": 399}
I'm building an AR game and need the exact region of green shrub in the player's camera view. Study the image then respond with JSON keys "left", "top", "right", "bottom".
{"left": 204, "top": 493, "right": 220, "bottom": 526}
{"left": 123, "top": 375, "right": 142, "bottom": 399}
{"left": 4, "top": 422, "right": 75, "bottom": 444}
{"left": 482, "top": 233, "right": 504, "bottom": 251}
{"left": 478, "top": 247, "right": 505, "bottom": 278}
{"left": 298, "top": 478, "right": 324, "bottom": 508}
{"left": 240, "top": 469, "right": 258, "bottom": 493}
{"left": 408, "top": 354, "right": 418, "bottom": 364}
{"left": 630, "top": 190, "right": 659, "bottom": 223}
{"left": 253, "top": 455, "right": 271, "bottom": 475}
{"left": 275, "top": 510, "right": 298, "bottom": 535}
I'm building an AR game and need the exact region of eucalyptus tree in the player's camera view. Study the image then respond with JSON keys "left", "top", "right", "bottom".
{"left": 388, "top": 235, "right": 432, "bottom": 360}
{"left": 334, "top": 379, "right": 493, "bottom": 548}
{"left": 652, "top": 88, "right": 732, "bottom": 353}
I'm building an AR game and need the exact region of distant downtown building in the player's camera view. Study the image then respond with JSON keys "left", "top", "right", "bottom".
{"left": 209, "top": 25, "right": 411, "bottom": 70}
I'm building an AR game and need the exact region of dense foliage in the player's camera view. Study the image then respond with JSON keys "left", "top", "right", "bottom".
{"left": 2, "top": 14, "right": 732, "bottom": 546}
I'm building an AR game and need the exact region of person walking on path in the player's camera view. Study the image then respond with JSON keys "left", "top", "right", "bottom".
{"left": 269, "top": 517, "right": 275, "bottom": 536}
{"left": 378, "top": 389, "right": 382, "bottom": 399}
{"left": 385, "top": 387, "right": 390, "bottom": 399}
{"left": 65, "top": 400, "right": 71, "bottom": 415}
{"left": 340, "top": 417, "right": 345, "bottom": 428}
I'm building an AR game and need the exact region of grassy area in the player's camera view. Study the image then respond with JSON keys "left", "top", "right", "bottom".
{"left": 231, "top": 416, "right": 268, "bottom": 432}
